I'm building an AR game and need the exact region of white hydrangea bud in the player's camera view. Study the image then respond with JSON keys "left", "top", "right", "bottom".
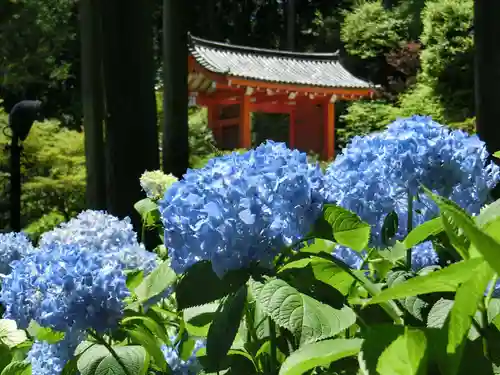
{"left": 140, "top": 170, "right": 178, "bottom": 200}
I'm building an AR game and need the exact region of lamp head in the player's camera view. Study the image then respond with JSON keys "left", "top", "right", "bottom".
{"left": 8, "top": 100, "right": 43, "bottom": 141}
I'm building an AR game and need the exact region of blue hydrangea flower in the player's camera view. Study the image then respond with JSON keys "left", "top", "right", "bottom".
{"left": 0, "top": 232, "right": 33, "bottom": 275}
{"left": 27, "top": 330, "right": 83, "bottom": 375}
{"left": 1, "top": 242, "right": 131, "bottom": 332}
{"left": 322, "top": 116, "right": 500, "bottom": 270}
{"left": 39, "top": 210, "right": 138, "bottom": 253}
{"left": 161, "top": 338, "right": 204, "bottom": 375}
{"left": 38, "top": 210, "right": 158, "bottom": 274}
{"left": 1, "top": 211, "right": 158, "bottom": 332}
{"left": 159, "top": 141, "right": 324, "bottom": 277}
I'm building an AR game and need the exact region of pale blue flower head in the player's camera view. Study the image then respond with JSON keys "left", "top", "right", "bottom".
{"left": 0, "top": 232, "right": 33, "bottom": 275}
{"left": 27, "top": 330, "right": 83, "bottom": 375}
{"left": 159, "top": 141, "right": 324, "bottom": 277}
{"left": 39, "top": 210, "right": 138, "bottom": 253}
{"left": 1, "top": 211, "right": 158, "bottom": 332}
{"left": 1, "top": 242, "right": 131, "bottom": 332}
{"left": 322, "top": 116, "right": 500, "bottom": 269}
{"left": 161, "top": 338, "right": 205, "bottom": 375}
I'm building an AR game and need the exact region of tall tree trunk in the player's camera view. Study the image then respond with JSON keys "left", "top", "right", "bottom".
{"left": 100, "top": 0, "right": 160, "bottom": 229}
{"left": 206, "top": 0, "right": 218, "bottom": 40}
{"left": 162, "top": 0, "right": 189, "bottom": 178}
{"left": 79, "top": 0, "right": 107, "bottom": 210}
{"left": 286, "top": 0, "right": 295, "bottom": 50}
{"left": 474, "top": 1, "right": 500, "bottom": 156}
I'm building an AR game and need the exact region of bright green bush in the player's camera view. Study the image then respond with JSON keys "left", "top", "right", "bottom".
{"left": 420, "top": 0, "right": 474, "bottom": 119}
{"left": 397, "top": 81, "right": 445, "bottom": 121}
{"left": 339, "top": 101, "right": 400, "bottom": 147}
{"left": 341, "top": 1, "right": 407, "bottom": 59}
{"left": 0, "top": 109, "right": 86, "bottom": 232}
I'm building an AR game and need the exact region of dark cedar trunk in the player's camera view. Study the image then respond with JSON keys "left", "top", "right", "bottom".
{"left": 79, "top": 0, "right": 107, "bottom": 210}
{"left": 286, "top": 0, "right": 295, "bottom": 50}
{"left": 206, "top": 0, "right": 218, "bottom": 40}
{"left": 100, "top": 0, "right": 160, "bottom": 229}
{"left": 162, "top": 0, "right": 189, "bottom": 178}
{"left": 474, "top": 1, "right": 500, "bottom": 156}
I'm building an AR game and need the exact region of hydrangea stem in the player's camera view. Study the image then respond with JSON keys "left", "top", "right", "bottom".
{"left": 406, "top": 191, "right": 414, "bottom": 270}
{"left": 268, "top": 317, "right": 278, "bottom": 375}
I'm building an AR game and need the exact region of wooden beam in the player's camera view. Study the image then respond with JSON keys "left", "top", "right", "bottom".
{"left": 228, "top": 77, "right": 375, "bottom": 97}
{"left": 250, "top": 102, "right": 294, "bottom": 114}
{"left": 323, "top": 102, "right": 335, "bottom": 160}
{"left": 239, "top": 95, "right": 251, "bottom": 149}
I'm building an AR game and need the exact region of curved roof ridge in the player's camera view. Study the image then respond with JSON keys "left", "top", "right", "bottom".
{"left": 188, "top": 33, "right": 340, "bottom": 61}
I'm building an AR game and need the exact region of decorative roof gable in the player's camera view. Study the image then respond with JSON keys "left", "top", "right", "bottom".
{"left": 189, "top": 34, "right": 373, "bottom": 90}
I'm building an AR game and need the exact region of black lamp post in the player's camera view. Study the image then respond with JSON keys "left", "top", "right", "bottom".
{"left": 7, "top": 100, "right": 43, "bottom": 232}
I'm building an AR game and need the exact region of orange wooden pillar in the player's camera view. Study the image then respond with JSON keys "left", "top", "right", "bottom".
{"left": 239, "top": 95, "right": 251, "bottom": 149}
{"left": 323, "top": 101, "right": 335, "bottom": 160}
{"left": 289, "top": 108, "right": 296, "bottom": 148}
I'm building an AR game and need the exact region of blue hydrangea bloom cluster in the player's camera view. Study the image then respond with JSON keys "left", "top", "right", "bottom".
{"left": 161, "top": 338, "right": 205, "bottom": 375}
{"left": 159, "top": 141, "right": 324, "bottom": 277}
{"left": 321, "top": 116, "right": 500, "bottom": 270}
{"left": 27, "top": 330, "right": 83, "bottom": 375}
{"left": 1, "top": 211, "right": 158, "bottom": 333}
{"left": 39, "top": 210, "right": 139, "bottom": 253}
{"left": 0, "top": 232, "right": 33, "bottom": 275}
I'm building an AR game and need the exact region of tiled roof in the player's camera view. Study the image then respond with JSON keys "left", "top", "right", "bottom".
{"left": 188, "top": 34, "right": 374, "bottom": 90}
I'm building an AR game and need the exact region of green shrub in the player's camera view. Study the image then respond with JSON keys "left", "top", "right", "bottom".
{"left": 339, "top": 101, "right": 400, "bottom": 147}
{"left": 23, "top": 210, "right": 66, "bottom": 244}
{"left": 397, "top": 81, "right": 445, "bottom": 121}
{"left": 0, "top": 110, "right": 86, "bottom": 230}
{"left": 190, "top": 148, "right": 247, "bottom": 170}
{"left": 341, "top": 1, "right": 407, "bottom": 59}
{"left": 420, "top": 0, "right": 474, "bottom": 120}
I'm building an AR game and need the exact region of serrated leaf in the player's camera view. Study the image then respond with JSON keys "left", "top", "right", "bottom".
{"left": 121, "top": 315, "right": 168, "bottom": 344}
{"left": 279, "top": 338, "right": 363, "bottom": 375}
{"left": 251, "top": 278, "right": 356, "bottom": 345}
{"left": 488, "top": 299, "right": 500, "bottom": 329}
{"left": 448, "top": 261, "right": 493, "bottom": 355}
{"left": 403, "top": 217, "right": 444, "bottom": 249}
{"left": 183, "top": 303, "right": 219, "bottom": 337}
{"left": 134, "top": 261, "right": 176, "bottom": 304}
{"left": 176, "top": 262, "right": 249, "bottom": 310}
{"left": 0, "top": 320, "right": 27, "bottom": 348}
{"left": 124, "top": 325, "right": 167, "bottom": 371}
{"left": 78, "top": 345, "right": 149, "bottom": 375}
{"left": 475, "top": 198, "right": 500, "bottom": 228}
{"left": 367, "top": 258, "right": 484, "bottom": 305}
{"left": 27, "top": 320, "right": 64, "bottom": 344}
{"left": 379, "top": 241, "right": 407, "bottom": 264}
{"left": 376, "top": 327, "right": 427, "bottom": 375}
{"left": 427, "top": 299, "right": 480, "bottom": 343}
{"left": 279, "top": 257, "right": 355, "bottom": 295}
{"left": 134, "top": 198, "right": 158, "bottom": 220}
{"left": 359, "top": 325, "right": 404, "bottom": 374}
{"left": 427, "top": 299, "right": 454, "bottom": 329}
{"left": 426, "top": 189, "right": 500, "bottom": 274}
{"left": 323, "top": 204, "right": 371, "bottom": 251}
{"left": 402, "top": 296, "right": 429, "bottom": 322}
{"left": 493, "top": 151, "right": 500, "bottom": 159}
{"left": 206, "top": 286, "right": 247, "bottom": 370}
{"left": 0, "top": 361, "right": 30, "bottom": 375}
{"left": 61, "top": 358, "right": 79, "bottom": 375}
{"left": 297, "top": 239, "right": 336, "bottom": 255}
{"left": 125, "top": 270, "right": 144, "bottom": 291}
